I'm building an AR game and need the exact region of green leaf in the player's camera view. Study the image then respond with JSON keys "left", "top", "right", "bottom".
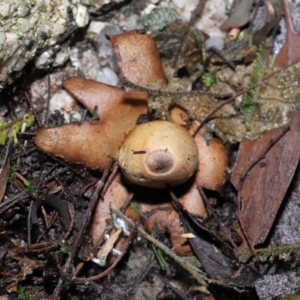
{"left": 151, "top": 244, "right": 170, "bottom": 273}
{"left": 56, "top": 245, "right": 70, "bottom": 254}
{"left": 25, "top": 115, "right": 34, "bottom": 128}
{"left": 0, "top": 130, "right": 7, "bottom": 145}
{"left": 202, "top": 68, "right": 217, "bottom": 87}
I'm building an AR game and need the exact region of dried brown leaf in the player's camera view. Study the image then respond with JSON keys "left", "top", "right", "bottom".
{"left": 152, "top": 20, "right": 205, "bottom": 76}
{"left": 274, "top": 0, "right": 300, "bottom": 67}
{"left": 0, "top": 159, "right": 10, "bottom": 203}
{"left": 220, "top": 0, "right": 253, "bottom": 31}
{"left": 231, "top": 112, "right": 300, "bottom": 249}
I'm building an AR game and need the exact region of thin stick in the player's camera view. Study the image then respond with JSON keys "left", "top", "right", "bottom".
{"left": 120, "top": 76, "right": 231, "bottom": 98}
{"left": 197, "top": 186, "right": 237, "bottom": 251}
{"left": 74, "top": 224, "right": 137, "bottom": 282}
{"left": 52, "top": 159, "right": 114, "bottom": 299}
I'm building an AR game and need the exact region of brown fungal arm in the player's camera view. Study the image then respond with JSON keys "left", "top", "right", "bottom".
{"left": 35, "top": 79, "right": 147, "bottom": 170}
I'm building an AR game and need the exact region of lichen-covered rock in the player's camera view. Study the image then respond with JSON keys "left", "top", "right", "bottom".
{"left": 0, "top": 0, "right": 82, "bottom": 90}
{"left": 0, "top": 0, "right": 124, "bottom": 92}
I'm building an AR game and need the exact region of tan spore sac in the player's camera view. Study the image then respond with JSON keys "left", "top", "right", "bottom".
{"left": 118, "top": 120, "right": 199, "bottom": 188}
{"left": 34, "top": 78, "right": 148, "bottom": 170}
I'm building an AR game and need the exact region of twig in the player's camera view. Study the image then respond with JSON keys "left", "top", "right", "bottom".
{"left": 44, "top": 72, "right": 51, "bottom": 126}
{"left": 158, "top": 274, "right": 191, "bottom": 300}
{"left": 74, "top": 223, "right": 137, "bottom": 282}
{"left": 188, "top": 0, "right": 207, "bottom": 27}
{"left": 0, "top": 191, "right": 28, "bottom": 214}
{"left": 64, "top": 201, "right": 75, "bottom": 240}
{"left": 208, "top": 47, "right": 236, "bottom": 70}
{"left": 120, "top": 76, "right": 231, "bottom": 98}
{"left": 67, "top": 159, "right": 113, "bottom": 266}
{"left": 52, "top": 159, "right": 114, "bottom": 299}
{"left": 36, "top": 163, "right": 60, "bottom": 191}
{"left": 27, "top": 200, "right": 34, "bottom": 249}
{"left": 197, "top": 186, "right": 238, "bottom": 251}
{"left": 24, "top": 91, "right": 41, "bottom": 128}
{"left": 100, "top": 163, "right": 120, "bottom": 198}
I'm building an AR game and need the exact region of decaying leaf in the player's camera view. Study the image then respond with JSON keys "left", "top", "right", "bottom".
{"left": 0, "top": 142, "right": 12, "bottom": 202}
{"left": 211, "top": 60, "right": 300, "bottom": 142}
{"left": 231, "top": 112, "right": 300, "bottom": 250}
{"left": 6, "top": 251, "right": 46, "bottom": 293}
{"left": 220, "top": 0, "right": 253, "bottom": 31}
{"left": 274, "top": 0, "right": 300, "bottom": 67}
{"left": 140, "top": 7, "right": 179, "bottom": 32}
{"left": 136, "top": 54, "right": 300, "bottom": 143}
{"left": 152, "top": 20, "right": 205, "bottom": 76}
{"left": 182, "top": 213, "right": 260, "bottom": 286}
{"left": 241, "top": 45, "right": 267, "bottom": 124}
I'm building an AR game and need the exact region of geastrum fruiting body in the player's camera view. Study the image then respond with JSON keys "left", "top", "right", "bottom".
{"left": 34, "top": 31, "right": 229, "bottom": 257}
{"left": 118, "top": 120, "right": 199, "bottom": 188}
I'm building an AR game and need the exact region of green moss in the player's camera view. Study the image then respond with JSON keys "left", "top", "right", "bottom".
{"left": 202, "top": 67, "right": 218, "bottom": 87}
{"left": 241, "top": 44, "right": 267, "bottom": 124}
{"left": 17, "top": 287, "right": 34, "bottom": 300}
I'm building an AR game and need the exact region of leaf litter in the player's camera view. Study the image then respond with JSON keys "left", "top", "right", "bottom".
{"left": 1, "top": 1, "right": 300, "bottom": 299}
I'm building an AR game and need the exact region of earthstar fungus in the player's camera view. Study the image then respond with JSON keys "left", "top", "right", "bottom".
{"left": 34, "top": 31, "right": 229, "bottom": 257}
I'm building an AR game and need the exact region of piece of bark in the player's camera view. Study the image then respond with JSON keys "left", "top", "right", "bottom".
{"left": 231, "top": 112, "right": 300, "bottom": 250}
